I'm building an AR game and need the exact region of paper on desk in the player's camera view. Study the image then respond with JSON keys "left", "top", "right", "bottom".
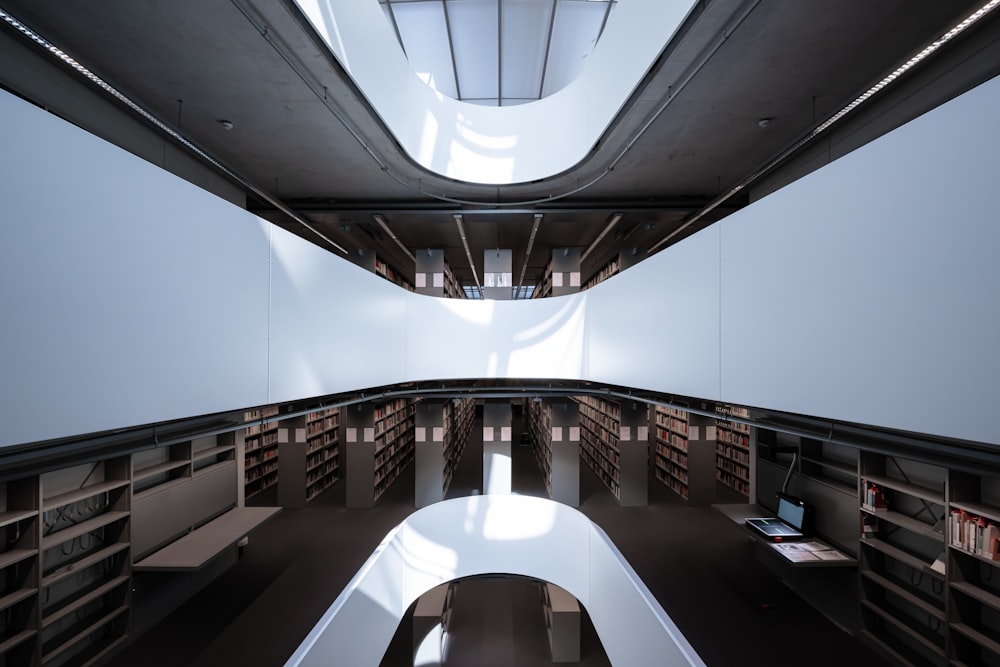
{"left": 771, "top": 543, "right": 820, "bottom": 561}
{"left": 814, "top": 550, "right": 851, "bottom": 561}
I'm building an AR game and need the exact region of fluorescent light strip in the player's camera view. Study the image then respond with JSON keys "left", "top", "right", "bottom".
{"left": 454, "top": 214, "right": 483, "bottom": 297}
{"left": 372, "top": 214, "right": 415, "bottom": 263}
{"left": 648, "top": 0, "right": 1000, "bottom": 256}
{"left": 515, "top": 214, "right": 543, "bottom": 298}
{"left": 0, "top": 7, "right": 348, "bottom": 256}
{"left": 580, "top": 213, "right": 623, "bottom": 263}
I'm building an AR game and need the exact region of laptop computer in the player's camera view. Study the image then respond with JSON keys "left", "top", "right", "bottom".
{"left": 745, "top": 494, "right": 808, "bottom": 542}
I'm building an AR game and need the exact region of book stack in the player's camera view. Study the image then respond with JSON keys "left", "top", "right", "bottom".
{"left": 862, "top": 482, "right": 889, "bottom": 512}
{"left": 951, "top": 509, "right": 1000, "bottom": 559}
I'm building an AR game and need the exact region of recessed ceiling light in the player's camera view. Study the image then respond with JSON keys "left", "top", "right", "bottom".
{"left": 757, "top": 118, "right": 772, "bottom": 128}
{"left": 219, "top": 120, "right": 234, "bottom": 130}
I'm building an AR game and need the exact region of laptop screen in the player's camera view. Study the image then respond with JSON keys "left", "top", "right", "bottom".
{"left": 776, "top": 496, "right": 805, "bottom": 530}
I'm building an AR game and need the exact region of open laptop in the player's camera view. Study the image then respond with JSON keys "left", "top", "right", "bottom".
{"left": 745, "top": 494, "right": 808, "bottom": 542}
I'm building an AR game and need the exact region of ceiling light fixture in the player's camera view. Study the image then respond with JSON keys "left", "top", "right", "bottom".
{"left": 219, "top": 120, "right": 234, "bottom": 130}
{"left": 756, "top": 118, "right": 771, "bottom": 128}
{"left": 515, "top": 213, "right": 543, "bottom": 299}
{"left": 372, "top": 214, "right": 415, "bottom": 263}
{"left": 647, "top": 0, "right": 1000, "bottom": 257}
{"left": 454, "top": 214, "right": 483, "bottom": 298}
{"left": 581, "top": 212, "right": 623, "bottom": 263}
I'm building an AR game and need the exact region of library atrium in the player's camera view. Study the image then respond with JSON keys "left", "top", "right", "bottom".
{"left": 2, "top": 1, "right": 1000, "bottom": 666}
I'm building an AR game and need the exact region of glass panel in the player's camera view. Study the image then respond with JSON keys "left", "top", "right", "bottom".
{"left": 543, "top": 0, "right": 607, "bottom": 96}
{"left": 393, "top": 1, "right": 459, "bottom": 98}
{"left": 465, "top": 98, "right": 501, "bottom": 107}
{"left": 501, "top": 0, "right": 553, "bottom": 100}
{"left": 447, "top": 0, "right": 499, "bottom": 100}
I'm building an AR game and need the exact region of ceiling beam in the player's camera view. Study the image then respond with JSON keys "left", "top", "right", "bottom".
{"left": 454, "top": 213, "right": 483, "bottom": 297}
{"left": 515, "top": 213, "right": 543, "bottom": 297}
{"left": 440, "top": 0, "right": 462, "bottom": 100}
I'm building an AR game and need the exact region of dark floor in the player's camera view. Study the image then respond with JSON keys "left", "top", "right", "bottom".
{"left": 106, "top": 407, "right": 890, "bottom": 667}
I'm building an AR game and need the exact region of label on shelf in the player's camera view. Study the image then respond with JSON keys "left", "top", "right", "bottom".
{"left": 551, "top": 427, "right": 563, "bottom": 442}
{"left": 637, "top": 426, "right": 648, "bottom": 441}
{"left": 346, "top": 428, "right": 357, "bottom": 443}
{"left": 415, "top": 427, "right": 426, "bottom": 442}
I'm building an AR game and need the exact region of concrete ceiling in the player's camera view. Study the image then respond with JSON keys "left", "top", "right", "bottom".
{"left": 0, "top": 0, "right": 989, "bottom": 290}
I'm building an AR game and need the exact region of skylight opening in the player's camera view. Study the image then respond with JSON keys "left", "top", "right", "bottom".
{"left": 380, "top": 0, "right": 616, "bottom": 107}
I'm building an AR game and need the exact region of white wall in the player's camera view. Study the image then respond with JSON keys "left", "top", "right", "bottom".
{"left": 2, "top": 72, "right": 999, "bottom": 448}
{"left": 284, "top": 495, "right": 704, "bottom": 667}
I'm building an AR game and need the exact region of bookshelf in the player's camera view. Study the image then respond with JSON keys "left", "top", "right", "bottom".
{"left": 947, "top": 470, "right": 1000, "bottom": 666}
{"left": 577, "top": 396, "right": 622, "bottom": 499}
{"left": 582, "top": 255, "right": 620, "bottom": 290}
{"left": 443, "top": 398, "right": 475, "bottom": 494}
{"left": 577, "top": 397, "right": 646, "bottom": 506}
{"left": 715, "top": 405, "right": 752, "bottom": 498}
{"left": 542, "top": 582, "right": 580, "bottom": 662}
{"left": 0, "top": 478, "right": 39, "bottom": 667}
{"left": 525, "top": 399, "right": 580, "bottom": 506}
{"left": 526, "top": 399, "right": 554, "bottom": 496}
{"left": 277, "top": 408, "right": 340, "bottom": 508}
{"left": 858, "top": 452, "right": 947, "bottom": 667}
{"left": 651, "top": 406, "right": 717, "bottom": 505}
{"left": 533, "top": 249, "right": 581, "bottom": 299}
{"left": 415, "top": 249, "right": 466, "bottom": 299}
{"left": 374, "top": 257, "right": 414, "bottom": 291}
{"left": 345, "top": 398, "right": 416, "bottom": 508}
{"left": 244, "top": 405, "right": 280, "bottom": 499}
{"left": 39, "top": 458, "right": 132, "bottom": 667}
{"left": 414, "top": 398, "right": 474, "bottom": 507}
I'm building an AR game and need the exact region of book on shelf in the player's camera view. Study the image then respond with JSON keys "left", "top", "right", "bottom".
{"left": 861, "top": 482, "right": 888, "bottom": 512}
{"left": 930, "top": 550, "right": 947, "bottom": 574}
{"left": 951, "top": 509, "right": 1000, "bottom": 558}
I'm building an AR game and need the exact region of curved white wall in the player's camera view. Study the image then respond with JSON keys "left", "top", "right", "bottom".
{"left": 292, "top": 0, "right": 695, "bottom": 184}
{"left": 284, "top": 494, "right": 704, "bottom": 667}
{"left": 1, "top": 72, "right": 999, "bottom": 448}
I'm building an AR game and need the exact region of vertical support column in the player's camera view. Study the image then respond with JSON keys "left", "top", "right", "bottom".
{"left": 277, "top": 415, "right": 308, "bottom": 509}
{"left": 415, "top": 249, "right": 446, "bottom": 297}
{"left": 483, "top": 401, "right": 512, "bottom": 494}
{"left": 686, "top": 413, "right": 718, "bottom": 506}
{"left": 344, "top": 403, "right": 376, "bottom": 508}
{"left": 483, "top": 249, "right": 512, "bottom": 300}
{"left": 415, "top": 400, "right": 445, "bottom": 508}
{"left": 549, "top": 400, "right": 580, "bottom": 507}
{"left": 550, "top": 248, "right": 581, "bottom": 296}
{"left": 618, "top": 401, "right": 648, "bottom": 507}
{"left": 222, "top": 429, "right": 247, "bottom": 508}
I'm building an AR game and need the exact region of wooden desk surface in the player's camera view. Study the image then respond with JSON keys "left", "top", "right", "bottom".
{"left": 134, "top": 507, "right": 280, "bottom": 572}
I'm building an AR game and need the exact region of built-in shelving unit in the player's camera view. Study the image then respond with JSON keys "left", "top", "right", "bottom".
{"left": 0, "top": 477, "right": 39, "bottom": 667}
{"left": 374, "top": 399, "right": 416, "bottom": 503}
{"left": 346, "top": 398, "right": 417, "bottom": 508}
{"left": 652, "top": 405, "right": 690, "bottom": 499}
{"left": 533, "top": 249, "right": 581, "bottom": 299}
{"left": 442, "top": 398, "right": 475, "bottom": 494}
{"left": 858, "top": 452, "right": 947, "bottom": 667}
{"left": 948, "top": 470, "right": 1000, "bottom": 666}
{"left": 414, "top": 249, "right": 465, "bottom": 299}
{"left": 244, "top": 405, "right": 280, "bottom": 499}
{"left": 582, "top": 255, "right": 620, "bottom": 290}
{"left": 39, "top": 458, "right": 132, "bottom": 667}
{"left": 304, "top": 408, "right": 341, "bottom": 502}
{"left": 374, "top": 255, "right": 414, "bottom": 291}
{"left": 715, "top": 405, "right": 751, "bottom": 498}
{"left": 526, "top": 399, "right": 554, "bottom": 496}
{"left": 577, "top": 396, "right": 622, "bottom": 499}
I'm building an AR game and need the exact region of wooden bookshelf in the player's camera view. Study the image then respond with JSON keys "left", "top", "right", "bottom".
{"left": 0, "top": 477, "right": 39, "bottom": 667}
{"left": 525, "top": 399, "right": 554, "bottom": 496}
{"left": 651, "top": 406, "right": 716, "bottom": 505}
{"left": 582, "top": 255, "right": 620, "bottom": 290}
{"left": 576, "top": 397, "right": 646, "bottom": 505}
{"left": 244, "top": 405, "right": 280, "bottom": 499}
{"left": 533, "top": 248, "right": 581, "bottom": 299}
{"left": 415, "top": 249, "right": 466, "bottom": 299}
{"left": 414, "top": 398, "right": 475, "bottom": 507}
{"left": 714, "top": 405, "right": 751, "bottom": 499}
{"left": 858, "top": 452, "right": 947, "bottom": 666}
{"left": 345, "top": 398, "right": 416, "bottom": 508}
{"left": 39, "top": 457, "right": 132, "bottom": 667}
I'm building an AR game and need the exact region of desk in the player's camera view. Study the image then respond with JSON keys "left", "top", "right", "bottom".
{"left": 714, "top": 503, "right": 859, "bottom": 634}
{"left": 713, "top": 503, "right": 857, "bottom": 567}
{"left": 134, "top": 507, "right": 280, "bottom": 571}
